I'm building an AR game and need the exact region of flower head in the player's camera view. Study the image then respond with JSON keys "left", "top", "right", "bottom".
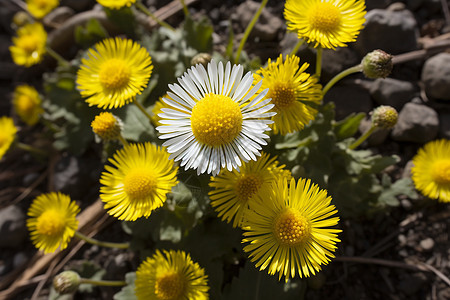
{"left": 27, "top": 192, "right": 80, "bottom": 253}
{"left": 53, "top": 271, "right": 81, "bottom": 295}
{"left": 412, "top": 139, "right": 450, "bottom": 203}
{"left": 135, "top": 250, "right": 209, "bottom": 300}
{"left": 361, "top": 49, "right": 393, "bottom": 79}
{"left": 209, "top": 152, "right": 291, "bottom": 228}
{"left": 13, "top": 85, "right": 43, "bottom": 126}
{"left": 0, "top": 117, "right": 18, "bottom": 160}
{"left": 371, "top": 105, "right": 398, "bottom": 129}
{"left": 91, "top": 112, "right": 122, "bottom": 141}
{"left": 284, "top": 0, "right": 366, "bottom": 49}
{"left": 156, "top": 59, "right": 276, "bottom": 176}
{"left": 100, "top": 142, "right": 178, "bottom": 221}
{"left": 96, "top": 0, "right": 136, "bottom": 9}
{"left": 26, "top": 0, "right": 59, "bottom": 19}
{"left": 242, "top": 177, "right": 341, "bottom": 281}
{"left": 76, "top": 37, "right": 153, "bottom": 109}
{"left": 254, "top": 54, "right": 322, "bottom": 135}
{"left": 10, "top": 22, "right": 47, "bottom": 67}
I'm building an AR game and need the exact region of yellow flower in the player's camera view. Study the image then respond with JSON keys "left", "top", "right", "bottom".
{"left": 9, "top": 22, "right": 47, "bottom": 67}
{"left": 13, "top": 85, "right": 43, "bottom": 126}
{"left": 96, "top": 0, "right": 136, "bottom": 10}
{"left": 242, "top": 177, "right": 341, "bottom": 281}
{"left": 0, "top": 117, "right": 18, "bottom": 160}
{"left": 254, "top": 54, "right": 322, "bottom": 135}
{"left": 91, "top": 112, "right": 122, "bottom": 141}
{"left": 209, "top": 152, "right": 291, "bottom": 228}
{"left": 135, "top": 250, "right": 209, "bottom": 300}
{"left": 26, "top": 0, "right": 60, "bottom": 19}
{"left": 284, "top": 0, "right": 366, "bottom": 49}
{"left": 27, "top": 192, "right": 80, "bottom": 253}
{"left": 76, "top": 37, "right": 153, "bottom": 109}
{"left": 412, "top": 139, "right": 450, "bottom": 203}
{"left": 100, "top": 142, "right": 178, "bottom": 221}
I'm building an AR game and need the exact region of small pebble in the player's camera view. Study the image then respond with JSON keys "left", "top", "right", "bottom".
{"left": 419, "top": 238, "right": 434, "bottom": 251}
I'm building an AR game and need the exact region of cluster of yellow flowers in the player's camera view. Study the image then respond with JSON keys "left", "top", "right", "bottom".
{"left": 2, "top": 0, "right": 449, "bottom": 298}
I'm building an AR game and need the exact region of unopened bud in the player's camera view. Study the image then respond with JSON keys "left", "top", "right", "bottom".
{"left": 53, "top": 271, "right": 81, "bottom": 294}
{"left": 91, "top": 112, "right": 122, "bottom": 141}
{"left": 361, "top": 50, "right": 393, "bottom": 79}
{"left": 191, "top": 53, "right": 212, "bottom": 67}
{"left": 371, "top": 105, "right": 398, "bottom": 129}
{"left": 12, "top": 11, "right": 32, "bottom": 27}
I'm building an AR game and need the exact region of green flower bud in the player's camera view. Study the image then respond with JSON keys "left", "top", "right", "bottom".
{"left": 12, "top": 11, "right": 32, "bottom": 28}
{"left": 361, "top": 50, "right": 393, "bottom": 79}
{"left": 191, "top": 53, "right": 212, "bottom": 67}
{"left": 53, "top": 271, "right": 81, "bottom": 294}
{"left": 371, "top": 105, "right": 398, "bottom": 129}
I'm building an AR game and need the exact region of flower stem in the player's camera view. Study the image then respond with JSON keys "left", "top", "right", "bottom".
{"left": 234, "top": 0, "right": 268, "bottom": 64}
{"left": 133, "top": 99, "right": 153, "bottom": 123}
{"left": 45, "top": 46, "right": 70, "bottom": 67}
{"left": 289, "top": 39, "right": 304, "bottom": 56}
{"left": 322, "top": 64, "right": 363, "bottom": 97}
{"left": 118, "top": 134, "right": 129, "bottom": 147}
{"left": 180, "top": 0, "right": 189, "bottom": 18}
{"left": 16, "top": 142, "right": 47, "bottom": 157}
{"left": 74, "top": 231, "right": 130, "bottom": 249}
{"left": 80, "top": 278, "right": 126, "bottom": 287}
{"left": 135, "top": 1, "right": 175, "bottom": 31}
{"left": 315, "top": 47, "right": 323, "bottom": 78}
{"left": 349, "top": 125, "right": 377, "bottom": 150}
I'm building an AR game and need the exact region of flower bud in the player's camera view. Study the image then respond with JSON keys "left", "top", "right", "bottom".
{"left": 371, "top": 105, "right": 398, "bottom": 129}
{"left": 361, "top": 50, "right": 393, "bottom": 79}
{"left": 12, "top": 11, "right": 32, "bottom": 28}
{"left": 191, "top": 53, "right": 212, "bottom": 67}
{"left": 53, "top": 271, "right": 81, "bottom": 294}
{"left": 91, "top": 112, "right": 122, "bottom": 141}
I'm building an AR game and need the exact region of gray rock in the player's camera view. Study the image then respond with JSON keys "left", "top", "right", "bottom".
{"left": 369, "top": 78, "right": 417, "bottom": 110}
{"left": 355, "top": 9, "right": 419, "bottom": 55}
{"left": 391, "top": 102, "right": 439, "bottom": 142}
{"left": 324, "top": 82, "right": 373, "bottom": 120}
{"left": 439, "top": 112, "right": 450, "bottom": 139}
{"left": 322, "top": 47, "right": 360, "bottom": 83}
{"left": 402, "top": 160, "right": 414, "bottom": 178}
{"left": 43, "top": 7, "right": 75, "bottom": 26}
{"left": 0, "top": 205, "right": 27, "bottom": 249}
{"left": 422, "top": 53, "right": 450, "bottom": 100}
{"left": 419, "top": 237, "right": 434, "bottom": 251}
{"left": 234, "top": 1, "right": 283, "bottom": 42}
{"left": 280, "top": 31, "right": 300, "bottom": 55}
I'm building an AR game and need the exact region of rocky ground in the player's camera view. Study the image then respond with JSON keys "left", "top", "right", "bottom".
{"left": 0, "top": 0, "right": 449, "bottom": 299}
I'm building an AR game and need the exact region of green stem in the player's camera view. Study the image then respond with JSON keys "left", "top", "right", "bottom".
{"left": 80, "top": 278, "right": 126, "bottom": 287}
{"left": 16, "top": 142, "right": 47, "bottom": 157}
{"left": 74, "top": 231, "right": 130, "bottom": 249}
{"left": 315, "top": 47, "right": 323, "bottom": 78}
{"left": 322, "top": 64, "right": 363, "bottom": 97}
{"left": 349, "top": 125, "right": 377, "bottom": 150}
{"left": 135, "top": 1, "right": 175, "bottom": 31}
{"left": 45, "top": 46, "right": 70, "bottom": 67}
{"left": 118, "top": 134, "right": 129, "bottom": 147}
{"left": 234, "top": 0, "right": 268, "bottom": 64}
{"left": 180, "top": 0, "right": 189, "bottom": 18}
{"left": 254, "top": 271, "right": 261, "bottom": 300}
{"left": 133, "top": 100, "right": 153, "bottom": 123}
{"left": 289, "top": 39, "right": 304, "bottom": 56}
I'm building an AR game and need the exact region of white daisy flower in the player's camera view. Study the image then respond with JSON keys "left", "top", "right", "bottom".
{"left": 156, "top": 59, "right": 275, "bottom": 176}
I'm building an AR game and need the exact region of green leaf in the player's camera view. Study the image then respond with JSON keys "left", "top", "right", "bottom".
{"left": 334, "top": 112, "right": 366, "bottom": 141}
{"left": 114, "top": 103, "right": 156, "bottom": 143}
{"left": 225, "top": 20, "right": 234, "bottom": 60}
{"left": 183, "top": 15, "right": 213, "bottom": 53}
{"left": 74, "top": 19, "right": 108, "bottom": 48}
{"left": 103, "top": 6, "right": 136, "bottom": 37}
{"left": 378, "top": 177, "right": 418, "bottom": 206}
{"left": 113, "top": 273, "right": 137, "bottom": 300}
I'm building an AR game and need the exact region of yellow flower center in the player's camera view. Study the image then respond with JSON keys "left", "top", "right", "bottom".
{"left": 17, "top": 35, "right": 39, "bottom": 54}
{"left": 155, "top": 272, "right": 186, "bottom": 300}
{"left": 270, "top": 82, "right": 296, "bottom": 110}
{"left": 99, "top": 59, "right": 131, "bottom": 91}
{"left": 123, "top": 169, "right": 156, "bottom": 200}
{"left": 91, "top": 112, "right": 120, "bottom": 140}
{"left": 190, "top": 93, "right": 243, "bottom": 147}
{"left": 36, "top": 209, "right": 66, "bottom": 237}
{"left": 16, "top": 95, "right": 35, "bottom": 114}
{"left": 236, "top": 174, "right": 262, "bottom": 202}
{"left": 308, "top": 2, "right": 341, "bottom": 33}
{"left": 432, "top": 160, "right": 450, "bottom": 184}
{"left": 274, "top": 208, "right": 311, "bottom": 246}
